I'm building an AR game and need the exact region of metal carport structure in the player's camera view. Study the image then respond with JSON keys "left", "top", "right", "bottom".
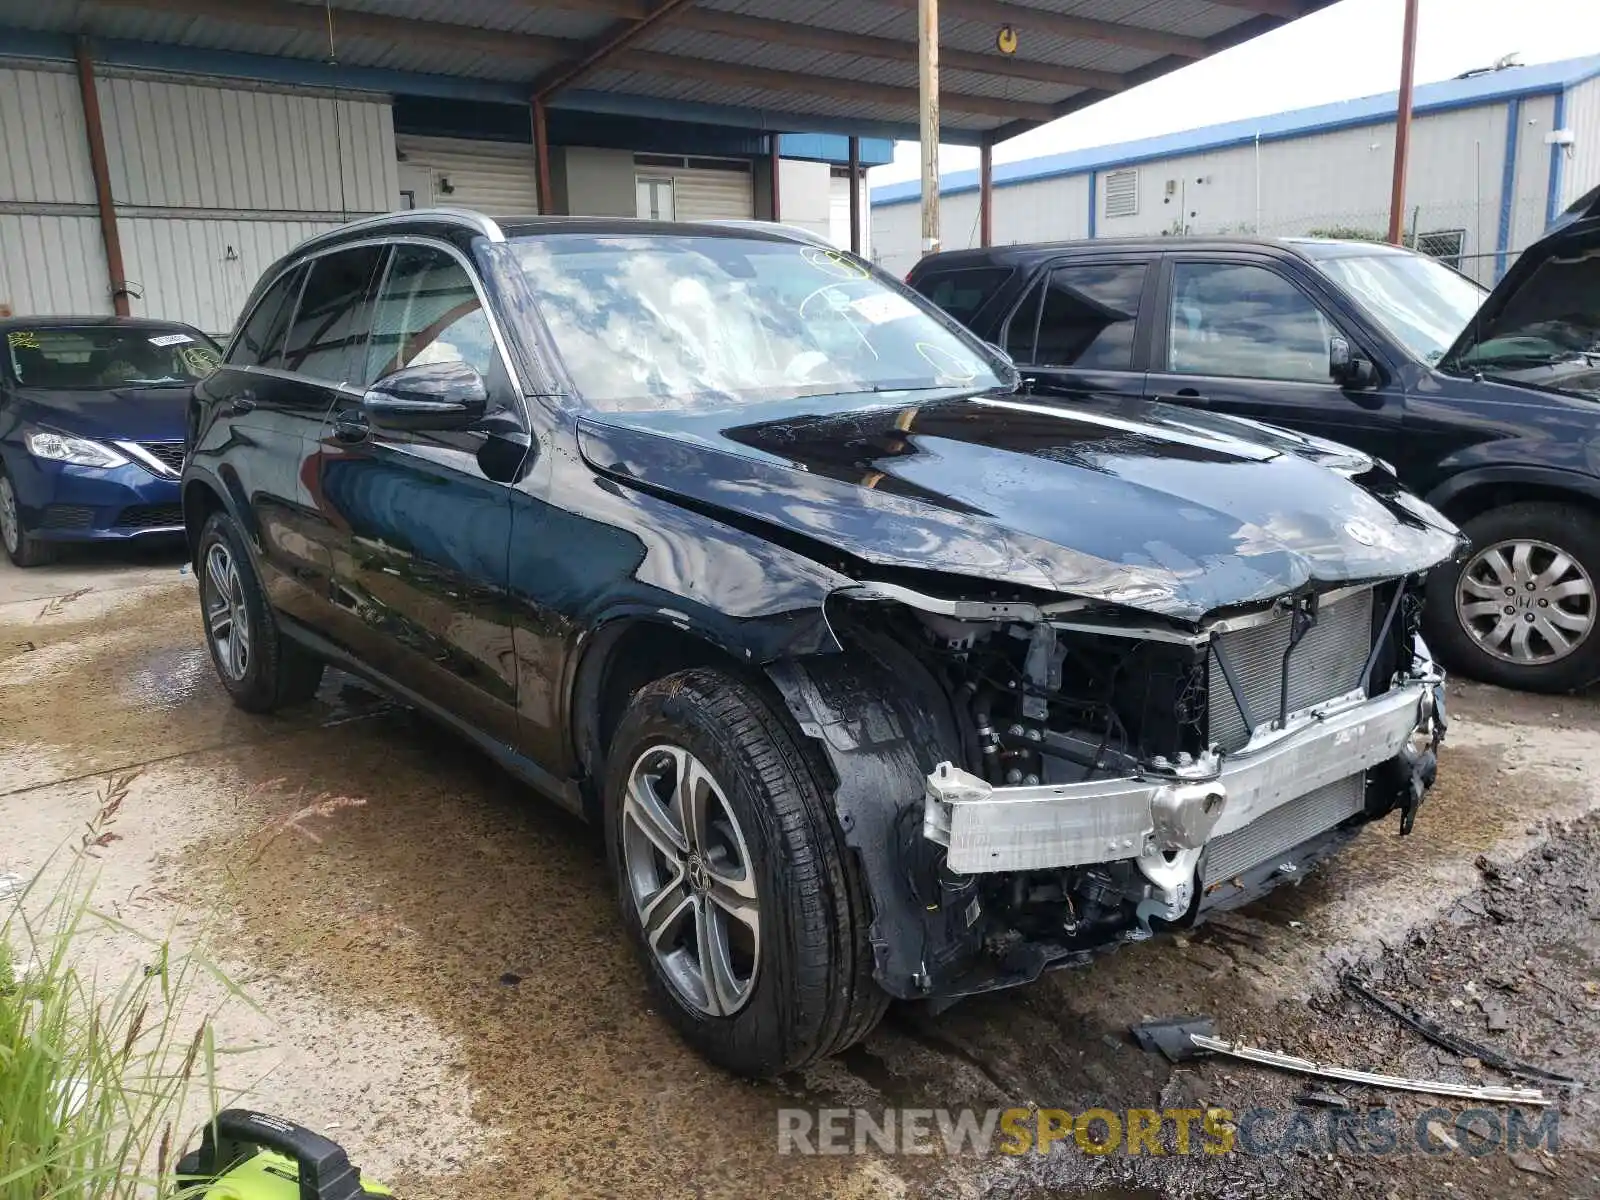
{"left": 1, "top": 0, "right": 1333, "bottom": 317}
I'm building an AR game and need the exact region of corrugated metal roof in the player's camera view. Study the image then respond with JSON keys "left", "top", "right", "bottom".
{"left": 874, "top": 51, "right": 1600, "bottom": 204}
{"left": 0, "top": 0, "right": 1327, "bottom": 141}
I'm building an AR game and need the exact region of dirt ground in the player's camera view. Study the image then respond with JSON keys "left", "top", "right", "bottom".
{"left": 1, "top": 545, "right": 1596, "bottom": 1199}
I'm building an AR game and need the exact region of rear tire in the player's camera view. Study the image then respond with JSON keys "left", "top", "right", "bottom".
{"left": 0, "top": 468, "right": 58, "bottom": 568}
{"left": 1424, "top": 501, "right": 1600, "bottom": 693}
{"left": 603, "top": 668, "right": 887, "bottom": 1076}
{"left": 196, "top": 509, "right": 324, "bottom": 712}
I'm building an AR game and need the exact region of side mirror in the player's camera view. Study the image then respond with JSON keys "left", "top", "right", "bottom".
{"left": 1329, "top": 336, "right": 1378, "bottom": 390}
{"left": 362, "top": 361, "right": 488, "bottom": 431}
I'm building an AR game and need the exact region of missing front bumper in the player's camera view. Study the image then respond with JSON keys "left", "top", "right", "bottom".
{"left": 924, "top": 679, "right": 1439, "bottom": 876}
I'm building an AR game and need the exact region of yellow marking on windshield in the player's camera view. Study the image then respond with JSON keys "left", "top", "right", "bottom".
{"left": 6, "top": 330, "right": 40, "bottom": 350}
{"left": 801, "top": 246, "right": 869, "bottom": 281}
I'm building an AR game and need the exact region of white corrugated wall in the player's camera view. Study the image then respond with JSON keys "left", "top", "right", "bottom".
{"left": 871, "top": 96, "right": 1580, "bottom": 284}
{"left": 1561, "top": 76, "right": 1600, "bottom": 210}
{"left": 95, "top": 72, "right": 398, "bottom": 334}
{"left": 394, "top": 135, "right": 539, "bottom": 217}
{"left": 0, "top": 64, "right": 110, "bottom": 315}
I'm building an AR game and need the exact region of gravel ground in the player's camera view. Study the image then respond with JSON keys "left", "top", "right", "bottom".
{"left": 1, "top": 547, "right": 1595, "bottom": 1198}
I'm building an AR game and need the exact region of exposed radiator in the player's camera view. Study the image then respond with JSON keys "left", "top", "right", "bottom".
{"left": 1208, "top": 588, "right": 1374, "bottom": 753}
{"left": 1201, "top": 771, "right": 1366, "bottom": 887}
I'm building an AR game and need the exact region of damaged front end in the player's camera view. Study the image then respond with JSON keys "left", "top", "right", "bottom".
{"left": 770, "top": 575, "right": 1446, "bottom": 1003}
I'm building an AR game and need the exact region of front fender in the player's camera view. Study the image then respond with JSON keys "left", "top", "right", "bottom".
{"left": 1425, "top": 464, "right": 1600, "bottom": 513}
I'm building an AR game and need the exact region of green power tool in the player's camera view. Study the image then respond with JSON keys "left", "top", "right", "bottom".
{"left": 175, "top": 1109, "right": 393, "bottom": 1199}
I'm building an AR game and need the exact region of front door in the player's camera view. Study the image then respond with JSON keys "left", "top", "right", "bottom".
{"left": 1143, "top": 255, "right": 1406, "bottom": 460}
{"left": 1006, "top": 258, "right": 1155, "bottom": 409}
{"left": 312, "top": 240, "right": 525, "bottom": 748}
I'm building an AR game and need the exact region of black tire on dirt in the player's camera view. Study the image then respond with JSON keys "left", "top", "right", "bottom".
{"left": 196, "top": 509, "right": 324, "bottom": 712}
{"left": 1424, "top": 501, "right": 1600, "bottom": 693}
{"left": 603, "top": 667, "right": 887, "bottom": 1076}
{"left": 0, "top": 466, "right": 58, "bottom": 568}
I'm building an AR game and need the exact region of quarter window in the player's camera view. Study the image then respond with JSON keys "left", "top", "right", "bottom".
{"left": 364, "top": 244, "right": 496, "bottom": 386}
{"left": 1035, "top": 263, "right": 1146, "bottom": 370}
{"left": 282, "top": 246, "right": 387, "bottom": 385}
{"left": 228, "top": 265, "right": 304, "bottom": 370}
{"left": 914, "top": 267, "right": 1012, "bottom": 327}
{"left": 1167, "top": 261, "right": 1335, "bottom": 383}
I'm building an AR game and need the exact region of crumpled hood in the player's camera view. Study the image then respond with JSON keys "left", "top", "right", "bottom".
{"left": 576, "top": 392, "right": 1463, "bottom": 623}
{"left": 11, "top": 386, "right": 190, "bottom": 443}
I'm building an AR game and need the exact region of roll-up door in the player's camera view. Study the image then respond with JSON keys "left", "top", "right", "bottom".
{"left": 396, "top": 135, "right": 539, "bottom": 217}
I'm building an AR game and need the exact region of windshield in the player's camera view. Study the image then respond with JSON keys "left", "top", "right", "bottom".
{"left": 4, "top": 326, "right": 219, "bottom": 389}
{"left": 508, "top": 234, "right": 1005, "bottom": 413}
{"left": 1310, "top": 250, "right": 1485, "bottom": 364}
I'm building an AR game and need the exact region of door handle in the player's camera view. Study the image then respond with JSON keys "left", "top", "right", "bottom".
{"left": 1154, "top": 390, "right": 1209, "bottom": 407}
{"left": 228, "top": 390, "right": 256, "bottom": 414}
{"left": 332, "top": 408, "right": 370, "bottom": 442}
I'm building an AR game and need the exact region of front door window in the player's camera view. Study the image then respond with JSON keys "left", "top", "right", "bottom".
{"left": 1167, "top": 261, "right": 1335, "bottom": 383}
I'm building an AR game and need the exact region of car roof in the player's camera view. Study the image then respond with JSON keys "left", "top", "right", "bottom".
{"left": 915, "top": 235, "right": 1415, "bottom": 271}
{"left": 0, "top": 315, "right": 206, "bottom": 334}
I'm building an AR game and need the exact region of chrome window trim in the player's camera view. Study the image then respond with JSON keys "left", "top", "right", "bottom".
{"left": 227, "top": 234, "right": 528, "bottom": 405}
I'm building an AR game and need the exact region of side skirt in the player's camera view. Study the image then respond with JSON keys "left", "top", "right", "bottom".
{"left": 278, "top": 616, "right": 586, "bottom": 818}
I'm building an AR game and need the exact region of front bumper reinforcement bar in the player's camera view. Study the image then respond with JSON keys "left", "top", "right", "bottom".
{"left": 924, "top": 680, "right": 1437, "bottom": 875}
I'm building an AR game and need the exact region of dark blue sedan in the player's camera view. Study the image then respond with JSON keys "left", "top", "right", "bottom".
{"left": 0, "top": 317, "right": 220, "bottom": 566}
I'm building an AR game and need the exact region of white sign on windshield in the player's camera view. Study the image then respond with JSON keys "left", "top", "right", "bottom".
{"left": 147, "top": 333, "right": 194, "bottom": 347}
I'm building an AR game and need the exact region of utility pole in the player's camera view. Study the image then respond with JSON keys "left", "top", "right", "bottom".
{"left": 919, "top": 0, "right": 940, "bottom": 257}
{"left": 1386, "top": 0, "right": 1420, "bottom": 244}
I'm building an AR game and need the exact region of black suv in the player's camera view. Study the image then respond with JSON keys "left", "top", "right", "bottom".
{"left": 910, "top": 189, "right": 1600, "bottom": 693}
{"left": 185, "top": 210, "right": 1456, "bottom": 1075}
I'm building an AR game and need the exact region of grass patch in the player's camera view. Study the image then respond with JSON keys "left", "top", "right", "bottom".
{"left": 1, "top": 772, "right": 256, "bottom": 1199}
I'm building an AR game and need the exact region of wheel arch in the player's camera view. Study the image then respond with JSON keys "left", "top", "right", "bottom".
{"left": 181, "top": 464, "right": 258, "bottom": 566}
{"left": 569, "top": 614, "right": 794, "bottom": 821}
{"left": 1426, "top": 466, "right": 1600, "bottom": 526}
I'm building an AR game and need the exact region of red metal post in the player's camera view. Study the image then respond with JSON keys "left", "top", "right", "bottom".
{"left": 532, "top": 99, "right": 554, "bottom": 215}
{"left": 74, "top": 38, "right": 129, "bottom": 316}
{"left": 769, "top": 135, "right": 782, "bottom": 221}
{"left": 848, "top": 135, "right": 862, "bottom": 254}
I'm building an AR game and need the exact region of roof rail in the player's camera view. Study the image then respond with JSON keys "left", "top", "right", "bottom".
{"left": 292, "top": 208, "right": 507, "bottom": 256}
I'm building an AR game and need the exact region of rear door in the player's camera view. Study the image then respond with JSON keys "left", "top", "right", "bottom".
{"left": 1143, "top": 254, "right": 1406, "bottom": 458}
{"left": 192, "top": 259, "right": 333, "bottom": 624}
{"left": 1004, "top": 256, "right": 1156, "bottom": 407}
{"left": 311, "top": 239, "right": 524, "bottom": 747}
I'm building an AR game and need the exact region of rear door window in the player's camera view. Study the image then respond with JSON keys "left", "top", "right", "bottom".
{"left": 228, "top": 264, "right": 304, "bottom": 370}
{"left": 282, "top": 246, "right": 388, "bottom": 386}
{"left": 912, "top": 267, "right": 1012, "bottom": 328}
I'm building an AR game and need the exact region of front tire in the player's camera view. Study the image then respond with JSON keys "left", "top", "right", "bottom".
{"left": 0, "top": 467, "right": 57, "bottom": 568}
{"left": 1424, "top": 501, "right": 1600, "bottom": 693}
{"left": 197, "top": 510, "right": 324, "bottom": 712}
{"left": 603, "top": 668, "right": 887, "bottom": 1076}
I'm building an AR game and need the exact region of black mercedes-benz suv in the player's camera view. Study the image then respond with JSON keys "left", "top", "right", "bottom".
{"left": 185, "top": 210, "right": 1457, "bottom": 1075}
{"left": 910, "top": 188, "right": 1600, "bottom": 694}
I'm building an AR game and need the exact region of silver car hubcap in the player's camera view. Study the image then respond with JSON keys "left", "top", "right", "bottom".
{"left": 0, "top": 477, "right": 19, "bottom": 555}
{"left": 1455, "top": 538, "right": 1595, "bottom": 665}
{"left": 203, "top": 542, "right": 251, "bottom": 680}
{"left": 622, "top": 745, "right": 760, "bottom": 1017}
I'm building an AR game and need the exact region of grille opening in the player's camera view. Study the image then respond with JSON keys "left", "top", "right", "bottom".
{"left": 116, "top": 504, "right": 183, "bottom": 530}
{"left": 137, "top": 441, "right": 186, "bottom": 473}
